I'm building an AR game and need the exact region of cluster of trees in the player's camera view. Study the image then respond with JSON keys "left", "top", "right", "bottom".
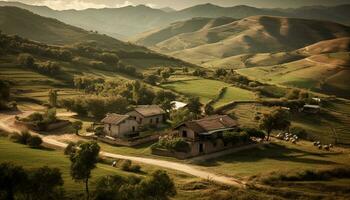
{"left": 285, "top": 89, "right": 310, "bottom": 100}
{"left": 259, "top": 108, "right": 291, "bottom": 141}
{"left": 169, "top": 97, "right": 202, "bottom": 126}
{"left": 120, "top": 160, "right": 141, "bottom": 173}
{"left": 0, "top": 80, "right": 16, "bottom": 111}
{"left": 60, "top": 96, "right": 129, "bottom": 119}
{"left": 222, "top": 131, "right": 250, "bottom": 145}
{"left": 65, "top": 141, "right": 176, "bottom": 200}
{"left": 68, "top": 78, "right": 179, "bottom": 119}
{"left": 19, "top": 108, "right": 57, "bottom": 127}
{"left": 73, "top": 75, "right": 105, "bottom": 93}
{"left": 9, "top": 131, "right": 43, "bottom": 148}
{"left": 17, "top": 54, "right": 61, "bottom": 75}
{"left": 0, "top": 32, "right": 72, "bottom": 62}
{"left": 192, "top": 69, "right": 207, "bottom": 77}
{"left": 94, "top": 170, "right": 176, "bottom": 200}
{"left": 0, "top": 162, "right": 64, "bottom": 200}
{"left": 221, "top": 127, "right": 265, "bottom": 145}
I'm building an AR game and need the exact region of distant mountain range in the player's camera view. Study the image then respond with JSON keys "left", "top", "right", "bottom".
{"left": 0, "top": 1, "right": 350, "bottom": 39}
{"left": 133, "top": 15, "right": 350, "bottom": 64}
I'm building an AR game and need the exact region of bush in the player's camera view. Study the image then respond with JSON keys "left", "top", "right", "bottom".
{"left": 154, "top": 137, "right": 191, "bottom": 153}
{"left": 121, "top": 160, "right": 132, "bottom": 171}
{"left": 27, "top": 135, "right": 43, "bottom": 148}
{"left": 223, "top": 131, "right": 251, "bottom": 145}
{"left": 244, "top": 128, "right": 265, "bottom": 139}
{"left": 11, "top": 131, "right": 32, "bottom": 145}
{"left": 64, "top": 142, "right": 77, "bottom": 155}
{"left": 290, "top": 126, "right": 308, "bottom": 139}
{"left": 262, "top": 167, "right": 350, "bottom": 185}
{"left": 129, "top": 164, "right": 141, "bottom": 173}
{"left": 25, "top": 112, "right": 44, "bottom": 122}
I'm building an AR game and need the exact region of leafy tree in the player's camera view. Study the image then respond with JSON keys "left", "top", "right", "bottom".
{"left": 138, "top": 170, "right": 176, "bottom": 200}
{"left": 49, "top": 89, "right": 58, "bottom": 107}
{"left": 170, "top": 108, "right": 197, "bottom": 127}
{"left": 182, "top": 67, "right": 189, "bottom": 73}
{"left": 144, "top": 74, "right": 159, "bottom": 85}
{"left": 64, "top": 142, "right": 77, "bottom": 155}
{"left": 72, "top": 121, "right": 83, "bottom": 135}
{"left": 69, "top": 141, "right": 100, "bottom": 200}
{"left": 192, "top": 69, "right": 206, "bottom": 77}
{"left": 153, "top": 90, "right": 176, "bottom": 111}
{"left": 45, "top": 108, "right": 57, "bottom": 123}
{"left": 94, "top": 170, "right": 175, "bottom": 200}
{"left": 215, "top": 68, "right": 228, "bottom": 77}
{"left": 204, "top": 103, "right": 214, "bottom": 115}
{"left": 17, "top": 53, "right": 35, "bottom": 68}
{"left": 0, "top": 80, "right": 10, "bottom": 101}
{"left": 259, "top": 108, "right": 291, "bottom": 141}
{"left": 0, "top": 162, "right": 27, "bottom": 200}
{"left": 161, "top": 71, "right": 171, "bottom": 82}
{"left": 26, "top": 166, "right": 64, "bottom": 200}
{"left": 187, "top": 97, "right": 202, "bottom": 115}
{"left": 285, "top": 89, "right": 300, "bottom": 100}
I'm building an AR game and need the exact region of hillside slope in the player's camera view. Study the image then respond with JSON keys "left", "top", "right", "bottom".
{"left": 0, "top": 6, "right": 147, "bottom": 52}
{"left": 135, "top": 16, "right": 350, "bottom": 64}
{"left": 0, "top": 1, "right": 350, "bottom": 38}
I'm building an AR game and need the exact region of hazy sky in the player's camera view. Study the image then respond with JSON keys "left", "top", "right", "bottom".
{"left": 4, "top": 0, "right": 350, "bottom": 10}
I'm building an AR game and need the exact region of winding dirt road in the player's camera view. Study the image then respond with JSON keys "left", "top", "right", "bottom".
{"left": 0, "top": 111, "right": 245, "bottom": 187}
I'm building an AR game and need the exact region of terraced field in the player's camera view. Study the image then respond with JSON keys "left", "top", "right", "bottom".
{"left": 237, "top": 53, "right": 350, "bottom": 98}
{"left": 161, "top": 75, "right": 256, "bottom": 106}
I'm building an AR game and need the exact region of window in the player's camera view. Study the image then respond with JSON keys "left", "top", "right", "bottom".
{"left": 132, "top": 126, "right": 135, "bottom": 132}
{"left": 140, "top": 118, "right": 142, "bottom": 123}
{"left": 156, "top": 117, "right": 159, "bottom": 124}
{"left": 108, "top": 124, "right": 111, "bottom": 131}
{"left": 182, "top": 130, "right": 187, "bottom": 137}
{"left": 150, "top": 119, "right": 153, "bottom": 124}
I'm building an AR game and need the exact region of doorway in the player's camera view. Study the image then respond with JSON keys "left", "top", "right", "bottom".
{"left": 199, "top": 143, "right": 204, "bottom": 153}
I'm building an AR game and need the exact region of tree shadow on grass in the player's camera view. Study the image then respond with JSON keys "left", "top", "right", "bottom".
{"left": 195, "top": 143, "right": 342, "bottom": 167}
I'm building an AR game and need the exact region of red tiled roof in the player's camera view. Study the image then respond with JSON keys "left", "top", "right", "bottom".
{"left": 176, "top": 115, "right": 237, "bottom": 134}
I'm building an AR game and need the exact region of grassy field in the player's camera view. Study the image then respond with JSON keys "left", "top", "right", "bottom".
{"left": 237, "top": 53, "right": 350, "bottom": 98}
{"left": 161, "top": 75, "right": 256, "bottom": 106}
{"left": 225, "top": 99, "right": 350, "bottom": 145}
{"left": 0, "top": 136, "right": 226, "bottom": 200}
{"left": 195, "top": 140, "right": 350, "bottom": 179}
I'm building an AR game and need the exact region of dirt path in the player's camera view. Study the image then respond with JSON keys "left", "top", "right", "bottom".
{"left": 0, "top": 111, "right": 245, "bottom": 187}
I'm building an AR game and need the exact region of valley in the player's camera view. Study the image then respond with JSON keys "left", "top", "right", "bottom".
{"left": 1, "top": 1, "right": 350, "bottom": 200}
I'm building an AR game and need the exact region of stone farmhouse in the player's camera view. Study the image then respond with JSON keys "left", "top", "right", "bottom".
{"left": 174, "top": 115, "right": 238, "bottom": 156}
{"left": 126, "top": 105, "right": 166, "bottom": 128}
{"left": 101, "top": 105, "right": 165, "bottom": 139}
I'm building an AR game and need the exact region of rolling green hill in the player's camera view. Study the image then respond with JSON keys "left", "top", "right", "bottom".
{"left": 0, "top": 6, "right": 194, "bottom": 70}
{"left": 135, "top": 16, "right": 350, "bottom": 65}
{"left": 0, "top": 6, "right": 146, "bottom": 52}
{"left": 0, "top": 1, "right": 350, "bottom": 39}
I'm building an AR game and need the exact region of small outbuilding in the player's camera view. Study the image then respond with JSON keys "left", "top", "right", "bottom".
{"left": 302, "top": 104, "right": 321, "bottom": 113}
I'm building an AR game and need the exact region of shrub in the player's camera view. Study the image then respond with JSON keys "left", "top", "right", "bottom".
{"left": 121, "top": 160, "right": 132, "bottom": 171}
{"left": 290, "top": 126, "right": 308, "bottom": 139}
{"left": 129, "top": 164, "right": 141, "bottom": 173}
{"left": 25, "top": 112, "right": 44, "bottom": 122}
{"left": 64, "top": 142, "right": 77, "bottom": 155}
{"left": 244, "top": 128, "right": 265, "bottom": 139}
{"left": 13, "top": 131, "right": 32, "bottom": 145}
{"left": 27, "top": 135, "right": 43, "bottom": 148}
{"left": 154, "top": 137, "right": 191, "bottom": 153}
